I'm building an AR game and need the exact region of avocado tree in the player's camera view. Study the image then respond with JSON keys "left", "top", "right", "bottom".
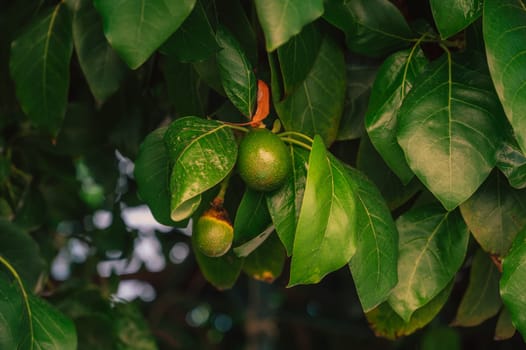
{"left": 2, "top": 0, "right": 526, "bottom": 348}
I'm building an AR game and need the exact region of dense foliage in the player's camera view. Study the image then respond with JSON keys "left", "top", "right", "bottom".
{"left": 2, "top": 0, "right": 526, "bottom": 348}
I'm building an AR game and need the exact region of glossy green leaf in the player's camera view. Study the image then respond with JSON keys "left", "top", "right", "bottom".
{"left": 274, "top": 35, "right": 345, "bottom": 146}
{"left": 367, "top": 281, "right": 454, "bottom": 340}
{"left": 253, "top": 0, "right": 324, "bottom": 52}
{"left": 289, "top": 136, "right": 357, "bottom": 286}
{"left": 233, "top": 225, "right": 274, "bottom": 258}
{"left": 452, "top": 249, "right": 501, "bottom": 327}
{"left": 242, "top": 233, "right": 286, "bottom": 283}
{"left": 323, "top": 0, "right": 413, "bottom": 57}
{"left": 430, "top": 0, "right": 483, "bottom": 39}
{"left": 347, "top": 167, "right": 398, "bottom": 312}
{"left": 266, "top": 145, "right": 309, "bottom": 255}
{"left": 160, "top": 0, "right": 219, "bottom": 62}
{"left": 357, "top": 135, "right": 422, "bottom": 210}
{"left": 216, "top": 26, "right": 256, "bottom": 118}
{"left": 164, "top": 117, "right": 237, "bottom": 221}
{"left": 460, "top": 171, "right": 526, "bottom": 257}
{"left": 277, "top": 23, "right": 323, "bottom": 95}
{"left": 71, "top": 0, "right": 127, "bottom": 101}
{"left": 387, "top": 204, "right": 469, "bottom": 321}
{"left": 500, "top": 226, "right": 526, "bottom": 341}
{"left": 233, "top": 189, "right": 272, "bottom": 246}
{"left": 365, "top": 48, "right": 427, "bottom": 184}
{"left": 93, "top": 0, "right": 196, "bottom": 69}
{"left": 495, "top": 307, "right": 516, "bottom": 340}
{"left": 0, "top": 220, "right": 45, "bottom": 291}
{"left": 397, "top": 53, "right": 505, "bottom": 210}
{"left": 134, "top": 127, "right": 175, "bottom": 226}
{"left": 0, "top": 274, "right": 77, "bottom": 350}
{"left": 192, "top": 234, "right": 243, "bottom": 290}
{"left": 497, "top": 134, "right": 526, "bottom": 189}
{"left": 337, "top": 58, "right": 379, "bottom": 141}
{"left": 10, "top": 3, "right": 73, "bottom": 135}
{"left": 484, "top": 0, "right": 526, "bottom": 155}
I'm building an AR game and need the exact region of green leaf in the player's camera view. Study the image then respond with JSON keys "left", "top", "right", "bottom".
{"left": 500, "top": 226, "right": 526, "bottom": 341}
{"left": 93, "top": 0, "right": 196, "bottom": 69}
{"left": 10, "top": 3, "right": 73, "bottom": 135}
{"left": 347, "top": 167, "right": 398, "bottom": 312}
{"left": 365, "top": 48, "right": 427, "bottom": 184}
{"left": 0, "top": 274, "right": 77, "bottom": 350}
{"left": 253, "top": 0, "right": 324, "bottom": 52}
{"left": 323, "top": 0, "right": 413, "bottom": 57}
{"left": 497, "top": 134, "right": 526, "bottom": 189}
{"left": 242, "top": 233, "right": 286, "bottom": 283}
{"left": 495, "top": 307, "right": 516, "bottom": 340}
{"left": 192, "top": 234, "right": 243, "bottom": 290}
{"left": 387, "top": 204, "right": 469, "bottom": 321}
{"left": 421, "top": 327, "right": 461, "bottom": 350}
{"left": 484, "top": 0, "right": 526, "bottom": 155}
{"left": 134, "top": 127, "right": 175, "bottom": 226}
{"left": 337, "top": 58, "right": 379, "bottom": 141}
{"left": 366, "top": 281, "right": 454, "bottom": 340}
{"left": 430, "top": 0, "right": 483, "bottom": 39}
{"left": 452, "top": 249, "right": 502, "bottom": 327}
{"left": 460, "top": 171, "right": 526, "bottom": 257}
{"left": 160, "top": 0, "right": 219, "bottom": 62}
{"left": 164, "top": 117, "right": 237, "bottom": 221}
{"left": 233, "top": 189, "right": 272, "bottom": 246}
{"left": 215, "top": 26, "right": 256, "bottom": 118}
{"left": 113, "top": 302, "right": 158, "bottom": 350}
{"left": 397, "top": 53, "right": 505, "bottom": 210}
{"left": 274, "top": 35, "right": 345, "bottom": 146}
{"left": 0, "top": 220, "right": 46, "bottom": 291}
{"left": 289, "top": 136, "right": 357, "bottom": 286}
{"left": 71, "top": 0, "right": 127, "bottom": 101}
{"left": 266, "top": 145, "right": 309, "bottom": 255}
{"left": 277, "top": 23, "right": 323, "bottom": 96}
{"left": 357, "top": 135, "right": 422, "bottom": 210}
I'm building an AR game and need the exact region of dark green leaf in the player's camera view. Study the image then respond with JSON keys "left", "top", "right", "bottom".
{"left": 347, "top": 167, "right": 398, "bottom": 312}
{"left": 430, "top": 0, "right": 483, "bottom": 39}
{"left": 113, "top": 302, "right": 158, "bottom": 350}
{"left": 289, "top": 136, "right": 357, "bottom": 286}
{"left": 366, "top": 281, "right": 454, "bottom": 340}
{"left": 71, "top": 0, "right": 127, "bottom": 101}
{"left": 253, "top": 0, "right": 324, "bottom": 52}
{"left": 495, "top": 307, "right": 516, "bottom": 340}
{"left": 452, "top": 249, "right": 501, "bottom": 327}
{"left": 0, "top": 220, "right": 46, "bottom": 291}
{"left": 160, "top": 0, "right": 219, "bottom": 62}
{"left": 484, "top": 0, "right": 526, "bottom": 155}
{"left": 164, "top": 117, "right": 237, "bottom": 221}
{"left": 274, "top": 35, "right": 345, "bottom": 146}
{"left": 337, "top": 58, "right": 379, "bottom": 141}
{"left": 277, "top": 23, "right": 323, "bottom": 95}
{"left": 357, "top": 135, "right": 422, "bottom": 210}
{"left": 162, "top": 60, "right": 207, "bottom": 118}
{"left": 134, "top": 127, "right": 175, "bottom": 226}
{"left": 192, "top": 234, "right": 243, "bottom": 290}
{"left": 242, "top": 233, "right": 286, "bottom": 283}
{"left": 233, "top": 189, "right": 272, "bottom": 246}
{"left": 365, "top": 48, "right": 427, "bottom": 184}
{"left": 233, "top": 225, "right": 274, "bottom": 258}
{"left": 497, "top": 135, "right": 526, "bottom": 189}
{"left": 266, "top": 145, "right": 309, "bottom": 255}
{"left": 500, "top": 226, "right": 526, "bottom": 341}
{"left": 216, "top": 26, "right": 256, "bottom": 118}
{"left": 397, "top": 53, "right": 505, "bottom": 210}
{"left": 0, "top": 274, "right": 77, "bottom": 350}
{"left": 93, "top": 0, "right": 196, "bottom": 69}
{"left": 460, "top": 171, "right": 526, "bottom": 257}
{"left": 323, "top": 0, "right": 413, "bottom": 57}
{"left": 10, "top": 3, "right": 73, "bottom": 135}
{"left": 387, "top": 204, "right": 469, "bottom": 321}
{"left": 421, "top": 327, "right": 461, "bottom": 350}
